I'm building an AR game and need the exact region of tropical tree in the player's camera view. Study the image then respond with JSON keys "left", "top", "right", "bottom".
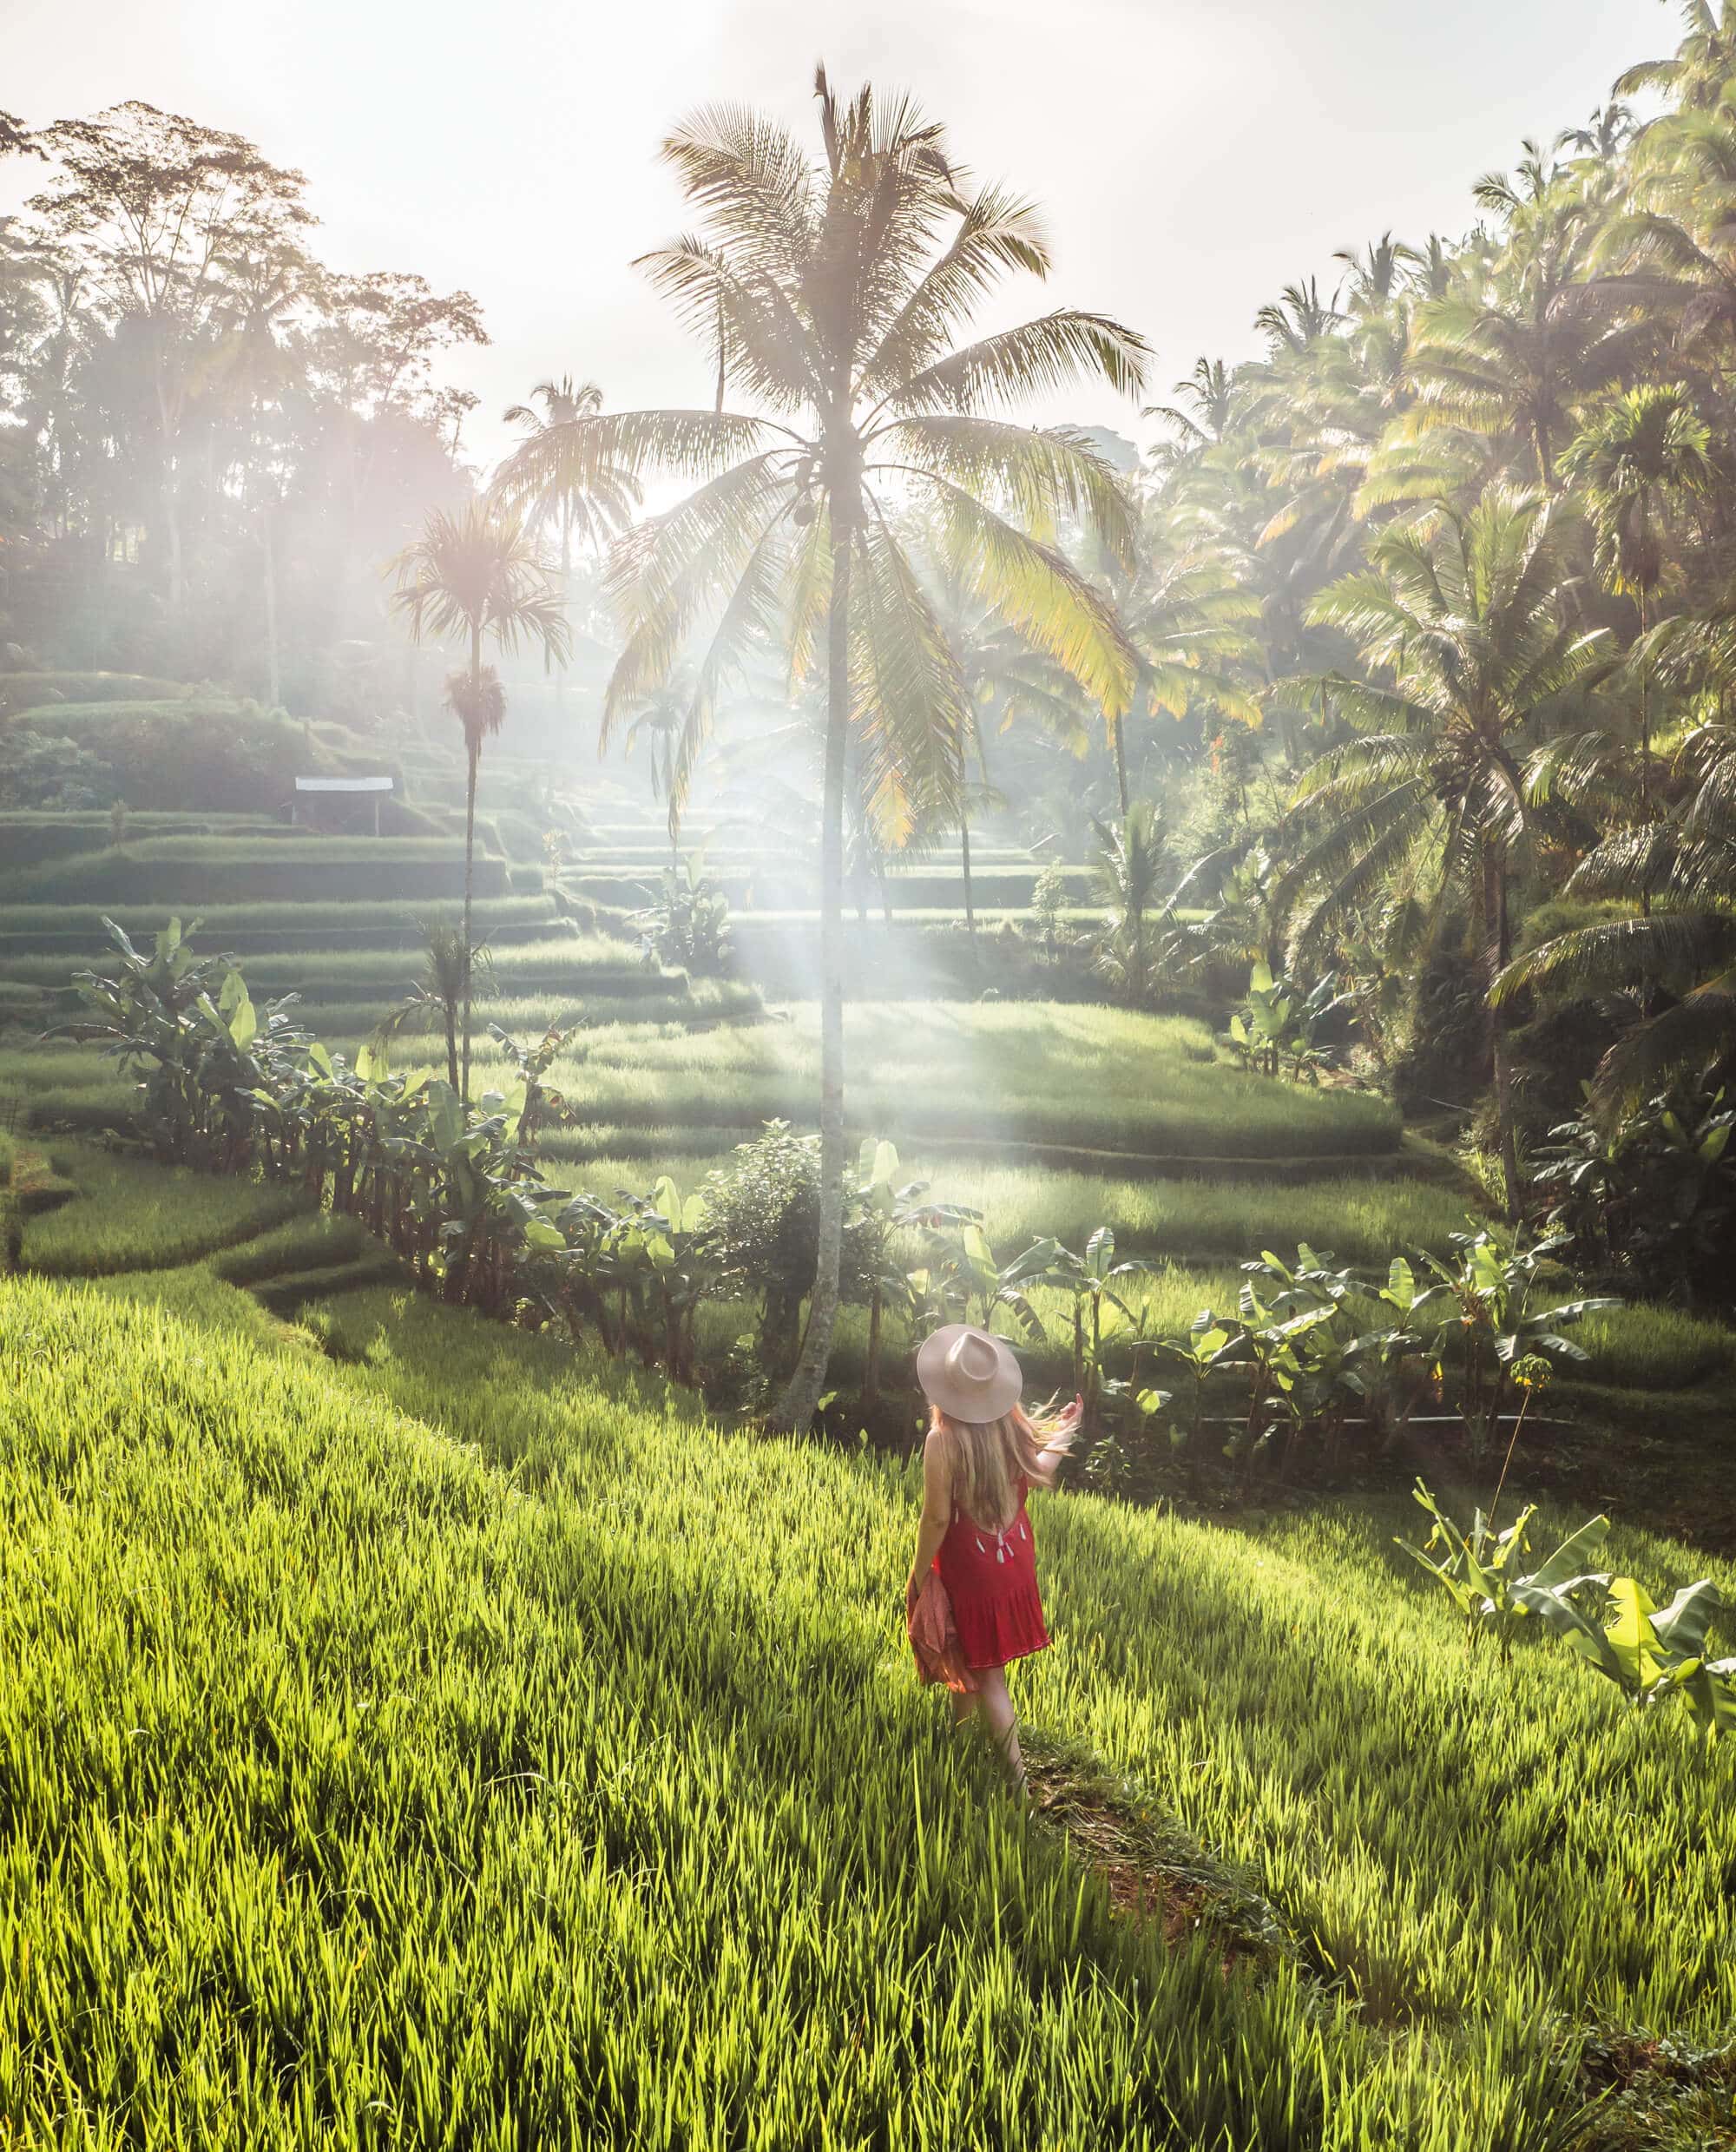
{"left": 490, "top": 375, "right": 641, "bottom": 705}
{"left": 1091, "top": 802, "right": 1167, "bottom": 1004}
{"left": 538, "top": 69, "right": 1147, "bottom": 1430}
{"left": 1497, "top": 718, "right": 1736, "bottom": 1107}
{"left": 1561, "top": 383, "right": 1713, "bottom": 826}
{"left": 1393, "top": 151, "right": 1646, "bottom": 492}
{"left": 1615, "top": 3, "right": 1736, "bottom": 113}
{"left": 1286, "top": 487, "right": 1608, "bottom": 1208}
{"left": 389, "top": 503, "right": 569, "bottom": 1102}
{"left": 1122, "top": 529, "right": 1261, "bottom": 806}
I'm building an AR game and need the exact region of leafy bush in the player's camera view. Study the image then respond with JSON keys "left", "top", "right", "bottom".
{"left": 629, "top": 859, "right": 733, "bottom": 977}
{"left": 0, "top": 727, "right": 112, "bottom": 809}
{"left": 696, "top": 1122, "right": 880, "bottom": 1379}
{"left": 1535, "top": 1081, "right": 1736, "bottom": 1306}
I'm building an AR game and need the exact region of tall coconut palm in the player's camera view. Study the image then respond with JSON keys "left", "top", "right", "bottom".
{"left": 1123, "top": 533, "right": 1261, "bottom": 805}
{"left": 1615, "top": 3, "right": 1736, "bottom": 114}
{"left": 621, "top": 664, "right": 698, "bottom": 858}
{"left": 1285, "top": 487, "right": 1608, "bottom": 1211}
{"left": 1394, "top": 158, "right": 1647, "bottom": 492}
{"left": 1562, "top": 383, "right": 1713, "bottom": 831}
{"left": 531, "top": 71, "right": 1147, "bottom": 1430}
{"left": 389, "top": 503, "right": 569, "bottom": 1102}
{"left": 490, "top": 376, "right": 641, "bottom": 709}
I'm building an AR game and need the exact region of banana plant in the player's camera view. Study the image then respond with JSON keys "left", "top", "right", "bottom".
{"left": 852, "top": 1139, "right": 980, "bottom": 1409}
{"left": 1024, "top": 1227, "right": 1152, "bottom": 1424}
{"left": 1398, "top": 1479, "right": 1613, "bottom": 1662}
{"left": 1155, "top": 1310, "right": 1248, "bottom": 1468}
{"left": 1421, "top": 1228, "right": 1619, "bottom": 1465}
{"left": 1515, "top": 1570, "right": 1734, "bottom": 1739}
{"left": 1226, "top": 1269, "right": 1338, "bottom": 1470}
{"left": 1226, "top": 962, "right": 1351, "bottom": 1081}
{"left": 622, "top": 1173, "right": 713, "bottom": 1385}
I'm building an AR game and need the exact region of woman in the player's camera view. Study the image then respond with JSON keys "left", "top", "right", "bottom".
{"left": 905, "top": 1323, "right": 1082, "bottom": 1788}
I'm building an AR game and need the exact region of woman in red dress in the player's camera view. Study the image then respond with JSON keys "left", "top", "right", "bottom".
{"left": 904, "top": 1325, "right": 1082, "bottom": 1788}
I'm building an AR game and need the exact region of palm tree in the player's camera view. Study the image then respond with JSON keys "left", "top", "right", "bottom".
{"left": 1144, "top": 357, "right": 1238, "bottom": 461}
{"left": 1561, "top": 384, "right": 1713, "bottom": 831}
{"left": 621, "top": 664, "right": 697, "bottom": 859}
{"left": 1123, "top": 531, "right": 1261, "bottom": 806}
{"left": 539, "top": 70, "right": 1147, "bottom": 1431}
{"left": 1332, "top": 232, "right": 1423, "bottom": 315}
{"left": 1615, "top": 3, "right": 1736, "bottom": 114}
{"left": 371, "top": 923, "right": 496, "bottom": 1092}
{"left": 1253, "top": 276, "right": 1344, "bottom": 356}
{"left": 491, "top": 376, "right": 640, "bottom": 709}
{"left": 1555, "top": 103, "right": 1636, "bottom": 162}
{"left": 1091, "top": 803, "right": 1167, "bottom": 1003}
{"left": 388, "top": 503, "right": 569, "bottom": 1103}
{"left": 1286, "top": 487, "right": 1608, "bottom": 1211}
{"left": 1394, "top": 157, "right": 1647, "bottom": 491}
{"left": 1496, "top": 719, "right": 1736, "bottom": 1106}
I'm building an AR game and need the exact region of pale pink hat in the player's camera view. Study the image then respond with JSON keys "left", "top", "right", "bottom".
{"left": 917, "top": 1323, "right": 1023, "bottom": 1423}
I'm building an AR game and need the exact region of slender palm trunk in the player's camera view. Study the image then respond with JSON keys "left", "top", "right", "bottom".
{"left": 1638, "top": 582, "right": 1653, "bottom": 919}
{"left": 1113, "top": 715, "right": 1130, "bottom": 816}
{"left": 460, "top": 622, "right": 482, "bottom": 1106}
{"left": 773, "top": 497, "right": 853, "bottom": 1432}
{"left": 556, "top": 517, "right": 572, "bottom": 716}
{"left": 261, "top": 509, "right": 280, "bottom": 710}
{"left": 1483, "top": 844, "right": 1520, "bottom": 1221}
{"left": 154, "top": 364, "right": 186, "bottom": 618}
{"left": 960, "top": 814, "right": 976, "bottom": 948}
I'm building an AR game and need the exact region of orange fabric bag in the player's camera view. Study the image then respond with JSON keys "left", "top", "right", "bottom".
{"left": 908, "top": 1570, "right": 979, "bottom": 1695}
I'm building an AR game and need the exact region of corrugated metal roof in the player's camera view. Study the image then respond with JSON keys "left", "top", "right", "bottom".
{"left": 294, "top": 775, "right": 394, "bottom": 793}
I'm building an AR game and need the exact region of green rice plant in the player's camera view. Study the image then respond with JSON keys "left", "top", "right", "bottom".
{"left": 21, "top": 1142, "right": 308, "bottom": 1275}
{"left": 1571, "top": 1299, "right": 1736, "bottom": 1389}
{"left": 1, "top": 836, "right": 512, "bottom": 907}
{"left": 431, "top": 1001, "right": 1402, "bottom": 1162}
{"left": 0, "top": 1271, "right": 1351, "bottom": 2150}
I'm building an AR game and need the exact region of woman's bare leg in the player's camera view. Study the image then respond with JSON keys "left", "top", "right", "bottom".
{"left": 973, "top": 1666, "right": 1025, "bottom": 1787}
{"left": 950, "top": 1688, "right": 978, "bottom": 1726}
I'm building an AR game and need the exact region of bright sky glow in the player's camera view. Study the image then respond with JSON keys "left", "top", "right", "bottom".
{"left": 5, "top": 0, "right": 1656, "bottom": 469}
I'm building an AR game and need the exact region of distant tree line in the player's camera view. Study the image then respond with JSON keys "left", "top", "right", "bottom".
{"left": 0, "top": 101, "right": 484, "bottom": 715}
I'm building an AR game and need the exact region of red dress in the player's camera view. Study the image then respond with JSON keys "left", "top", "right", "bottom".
{"left": 934, "top": 1475, "right": 1051, "bottom": 1670}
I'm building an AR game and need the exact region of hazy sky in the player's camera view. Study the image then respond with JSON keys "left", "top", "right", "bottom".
{"left": 5, "top": 0, "right": 1662, "bottom": 466}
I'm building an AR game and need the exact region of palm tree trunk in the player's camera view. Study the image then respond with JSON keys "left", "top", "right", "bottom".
{"left": 556, "top": 517, "right": 572, "bottom": 716}
{"left": 1483, "top": 844, "right": 1521, "bottom": 1221}
{"left": 773, "top": 501, "right": 853, "bottom": 1432}
{"left": 261, "top": 509, "right": 281, "bottom": 710}
{"left": 1639, "top": 582, "right": 1653, "bottom": 925}
{"left": 961, "top": 815, "right": 976, "bottom": 947}
{"left": 460, "top": 622, "right": 482, "bottom": 1107}
{"left": 1113, "top": 714, "right": 1130, "bottom": 816}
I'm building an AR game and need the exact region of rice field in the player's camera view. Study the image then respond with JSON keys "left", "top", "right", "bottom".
{"left": 3, "top": 1195, "right": 1732, "bottom": 2148}
{"left": 437, "top": 1001, "right": 1404, "bottom": 1160}
{"left": 17, "top": 1141, "right": 310, "bottom": 1274}
{"left": 0, "top": 834, "right": 516, "bottom": 907}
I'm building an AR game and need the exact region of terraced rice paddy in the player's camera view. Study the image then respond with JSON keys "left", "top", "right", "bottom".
{"left": 3, "top": 1185, "right": 1733, "bottom": 2147}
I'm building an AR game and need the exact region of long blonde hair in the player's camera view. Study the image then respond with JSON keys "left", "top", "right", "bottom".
{"left": 932, "top": 1401, "right": 1057, "bottom": 1530}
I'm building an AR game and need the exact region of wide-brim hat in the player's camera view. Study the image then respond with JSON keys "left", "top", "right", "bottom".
{"left": 917, "top": 1323, "right": 1023, "bottom": 1424}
